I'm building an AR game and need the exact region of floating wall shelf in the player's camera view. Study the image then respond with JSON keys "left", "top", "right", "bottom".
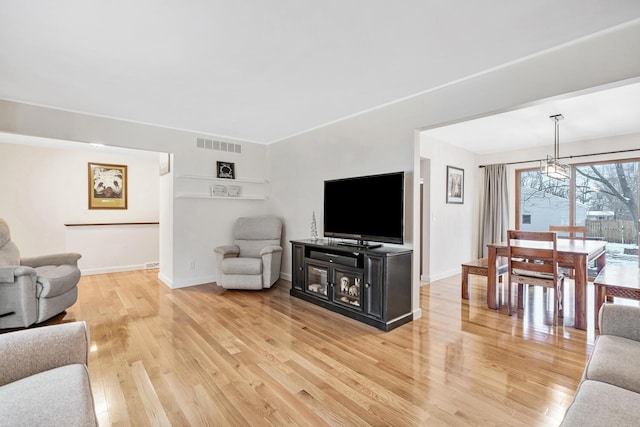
{"left": 176, "top": 174, "right": 268, "bottom": 184}
{"left": 175, "top": 193, "right": 267, "bottom": 200}
{"left": 175, "top": 174, "right": 269, "bottom": 201}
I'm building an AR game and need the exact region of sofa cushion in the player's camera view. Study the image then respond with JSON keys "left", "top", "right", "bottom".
{"left": 560, "top": 380, "right": 640, "bottom": 426}
{"left": 35, "top": 265, "right": 81, "bottom": 298}
{"left": 585, "top": 335, "right": 640, "bottom": 394}
{"left": 0, "top": 364, "right": 97, "bottom": 427}
{"left": 221, "top": 257, "right": 262, "bottom": 275}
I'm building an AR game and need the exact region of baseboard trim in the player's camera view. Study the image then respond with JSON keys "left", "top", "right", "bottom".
{"left": 81, "top": 264, "right": 146, "bottom": 276}
{"left": 428, "top": 268, "right": 460, "bottom": 283}
{"left": 157, "top": 272, "right": 173, "bottom": 288}
{"left": 279, "top": 272, "right": 291, "bottom": 281}
{"left": 167, "top": 275, "right": 217, "bottom": 289}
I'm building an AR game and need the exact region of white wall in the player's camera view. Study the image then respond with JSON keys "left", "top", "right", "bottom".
{"left": 66, "top": 224, "right": 159, "bottom": 274}
{"left": 420, "top": 158, "right": 431, "bottom": 281}
{"left": 0, "top": 139, "right": 160, "bottom": 273}
{"left": 477, "top": 131, "right": 640, "bottom": 231}
{"left": 158, "top": 154, "right": 174, "bottom": 284}
{"left": 169, "top": 141, "right": 271, "bottom": 288}
{"left": 417, "top": 131, "right": 640, "bottom": 284}
{"left": 269, "top": 20, "right": 640, "bottom": 318}
{"left": 420, "top": 136, "right": 478, "bottom": 282}
{"left": 0, "top": 103, "right": 271, "bottom": 288}
{"left": 0, "top": 19, "right": 638, "bottom": 299}
{"left": 267, "top": 115, "right": 416, "bottom": 279}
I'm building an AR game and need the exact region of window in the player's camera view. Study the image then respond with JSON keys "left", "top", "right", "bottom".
{"left": 517, "top": 169, "right": 570, "bottom": 232}
{"left": 517, "top": 159, "right": 640, "bottom": 267}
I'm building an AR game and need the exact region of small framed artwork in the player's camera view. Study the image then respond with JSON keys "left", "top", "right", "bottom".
{"left": 446, "top": 165, "right": 464, "bottom": 204}
{"left": 88, "top": 162, "right": 128, "bottom": 209}
{"left": 217, "top": 161, "right": 235, "bottom": 179}
{"left": 159, "top": 152, "right": 170, "bottom": 176}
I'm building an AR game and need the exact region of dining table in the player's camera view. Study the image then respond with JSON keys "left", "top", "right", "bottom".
{"left": 486, "top": 238, "right": 607, "bottom": 330}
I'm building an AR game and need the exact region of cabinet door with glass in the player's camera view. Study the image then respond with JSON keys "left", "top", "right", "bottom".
{"left": 331, "top": 266, "right": 364, "bottom": 311}
{"left": 304, "top": 260, "right": 329, "bottom": 299}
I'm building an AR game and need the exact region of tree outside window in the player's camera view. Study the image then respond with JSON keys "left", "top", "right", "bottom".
{"left": 518, "top": 159, "right": 639, "bottom": 266}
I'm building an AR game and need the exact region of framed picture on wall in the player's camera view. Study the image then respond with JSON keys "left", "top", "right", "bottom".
{"left": 216, "top": 161, "right": 235, "bottom": 179}
{"left": 446, "top": 165, "right": 464, "bottom": 204}
{"left": 88, "top": 162, "right": 128, "bottom": 209}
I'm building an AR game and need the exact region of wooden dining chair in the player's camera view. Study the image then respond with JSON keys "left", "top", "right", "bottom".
{"left": 507, "top": 230, "right": 565, "bottom": 325}
{"left": 549, "top": 225, "right": 586, "bottom": 279}
{"left": 548, "top": 225, "right": 586, "bottom": 240}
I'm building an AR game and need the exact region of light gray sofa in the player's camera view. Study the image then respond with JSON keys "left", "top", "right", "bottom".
{"left": 561, "top": 303, "right": 640, "bottom": 426}
{"left": 214, "top": 216, "right": 283, "bottom": 290}
{"left": 0, "top": 218, "right": 82, "bottom": 328}
{"left": 0, "top": 321, "right": 98, "bottom": 426}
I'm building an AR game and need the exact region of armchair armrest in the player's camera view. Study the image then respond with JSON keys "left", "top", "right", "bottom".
{"left": 0, "top": 321, "right": 90, "bottom": 386}
{"left": 20, "top": 252, "right": 82, "bottom": 268}
{"left": 214, "top": 245, "right": 240, "bottom": 256}
{"left": 599, "top": 303, "right": 640, "bottom": 341}
{"left": 260, "top": 245, "right": 283, "bottom": 256}
{"left": 0, "top": 265, "right": 36, "bottom": 283}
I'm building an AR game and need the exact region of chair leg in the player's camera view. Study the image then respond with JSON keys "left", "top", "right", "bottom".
{"left": 558, "top": 278, "right": 564, "bottom": 319}
{"left": 517, "top": 284, "right": 524, "bottom": 309}
{"left": 551, "top": 279, "right": 564, "bottom": 327}
{"left": 508, "top": 280, "right": 512, "bottom": 316}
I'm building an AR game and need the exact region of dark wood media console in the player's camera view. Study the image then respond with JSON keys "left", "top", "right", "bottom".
{"left": 290, "top": 239, "right": 413, "bottom": 331}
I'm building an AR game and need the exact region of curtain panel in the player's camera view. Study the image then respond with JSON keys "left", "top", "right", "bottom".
{"left": 478, "top": 164, "right": 509, "bottom": 257}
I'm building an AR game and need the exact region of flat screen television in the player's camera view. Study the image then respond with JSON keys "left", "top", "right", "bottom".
{"left": 324, "top": 171, "right": 404, "bottom": 247}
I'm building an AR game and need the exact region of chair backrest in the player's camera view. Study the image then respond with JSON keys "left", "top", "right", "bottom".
{"left": 0, "top": 218, "right": 20, "bottom": 266}
{"left": 549, "top": 225, "right": 586, "bottom": 240}
{"left": 233, "top": 216, "right": 282, "bottom": 258}
{"left": 507, "top": 230, "right": 559, "bottom": 287}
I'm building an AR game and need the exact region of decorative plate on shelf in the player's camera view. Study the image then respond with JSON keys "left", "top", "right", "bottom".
{"left": 211, "top": 184, "right": 227, "bottom": 196}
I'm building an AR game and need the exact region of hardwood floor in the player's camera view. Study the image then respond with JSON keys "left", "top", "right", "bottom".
{"left": 58, "top": 270, "right": 594, "bottom": 426}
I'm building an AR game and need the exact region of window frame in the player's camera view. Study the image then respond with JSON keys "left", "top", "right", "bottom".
{"left": 516, "top": 157, "right": 640, "bottom": 231}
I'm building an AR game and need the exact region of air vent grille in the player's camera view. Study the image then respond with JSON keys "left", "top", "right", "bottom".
{"left": 196, "top": 138, "right": 242, "bottom": 154}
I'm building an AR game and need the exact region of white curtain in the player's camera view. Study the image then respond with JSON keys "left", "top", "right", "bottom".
{"left": 478, "top": 164, "right": 509, "bottom": 257}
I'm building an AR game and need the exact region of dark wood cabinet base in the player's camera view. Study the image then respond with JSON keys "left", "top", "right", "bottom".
{"left": 290, "top": 239, "right": 413, "bottom": 332}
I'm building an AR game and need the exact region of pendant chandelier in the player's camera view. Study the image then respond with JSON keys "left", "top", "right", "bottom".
{"left": 540, "top": 114, "right": 569, "bottom": 180}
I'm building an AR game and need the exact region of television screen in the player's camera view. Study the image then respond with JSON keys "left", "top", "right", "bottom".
{"left": 324, "top": 171, "right": 404, "bottom": 245}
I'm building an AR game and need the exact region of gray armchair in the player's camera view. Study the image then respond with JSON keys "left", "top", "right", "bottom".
{"left": 214, "top": 216, "right": 283, "bottom": 290}
{"left": 0, "top": 218, "right": 82, "bottom": 329}
{"left": 0, "top": 321, "right": 98, "bottom": 426}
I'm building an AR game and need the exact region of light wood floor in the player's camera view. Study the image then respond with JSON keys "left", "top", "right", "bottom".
{"left": 58, "top": 270, "right": 596, "bottom": 426}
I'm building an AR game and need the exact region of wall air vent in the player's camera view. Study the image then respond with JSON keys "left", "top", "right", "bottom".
{"left": 196, "top": 138, "right": 242, "bottom": 154}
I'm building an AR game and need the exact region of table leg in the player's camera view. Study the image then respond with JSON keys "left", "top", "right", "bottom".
{"left": 487, "top": 247, "right": 499, "bottom": 309}
{"left": 596, "top": 250, "right": 606, "bottom": 274}
{"left": 574, "top": 254, "right": 588, "bottom": 330}
{"left": 594, "top": 284, "right": 606, "bottom": 330}
{"left": 462, "top": 266, "right": 469, "bottom": 299}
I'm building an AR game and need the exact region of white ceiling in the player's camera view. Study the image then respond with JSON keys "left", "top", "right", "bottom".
{"left": 1, "top": 1, "right": 640, "bottom": 145}
{"left": 425, "top": 80, "right": 640, "bottom": 154}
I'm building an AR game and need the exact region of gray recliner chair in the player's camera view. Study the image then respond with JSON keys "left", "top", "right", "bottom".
{"left": 213, "top": 216, "right": 283, "bottom": 290}
{"left": 0, "top": 321, "right": 98, "bottom": 426}
{"left": 0, "top": 218, "right": 82, "bottom": 329}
